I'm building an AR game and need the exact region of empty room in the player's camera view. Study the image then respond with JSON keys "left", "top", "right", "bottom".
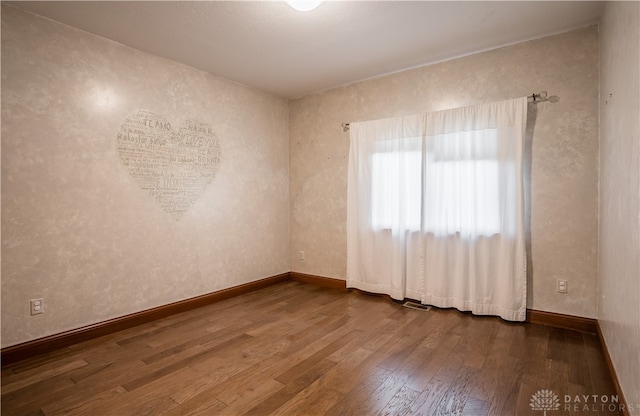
{"left": 1, "top": 1, "right": 639, "bottom": 415}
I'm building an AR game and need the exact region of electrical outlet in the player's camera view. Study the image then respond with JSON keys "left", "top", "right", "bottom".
{"left": 30, "top": 298, "right": 44, "bottom": 315}
{"left": 557, "top": 279, "right": 568, "bottom": 294}
{"left": 298, "top": 251, "right": 305, "bottom": 261}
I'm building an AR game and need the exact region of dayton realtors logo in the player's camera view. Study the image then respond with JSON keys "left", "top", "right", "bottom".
{"left": 530, "top": 389, "right": 560, "bottom": 415}
{"left": 530, "top": 389, "right": 634, "bottom": 413}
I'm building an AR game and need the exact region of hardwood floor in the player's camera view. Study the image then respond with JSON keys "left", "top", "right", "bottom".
{"left": 1, "top": 281, "right": 621, "bottom": 416}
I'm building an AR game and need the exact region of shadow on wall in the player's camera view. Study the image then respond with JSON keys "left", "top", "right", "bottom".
{"left": 525, "top": 102, "right": 536, "bottom": 308}
{"left": 523, "top": 94, "right": 560, "bottom": 308}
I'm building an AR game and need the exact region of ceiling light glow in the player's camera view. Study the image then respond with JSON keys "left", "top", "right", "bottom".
{"left": 286, "top": 1, "right": 323, "bottom": 12}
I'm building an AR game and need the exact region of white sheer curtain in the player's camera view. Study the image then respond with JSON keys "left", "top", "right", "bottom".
{"left": 347, "top": 97, "right": 528, "bottom": 321}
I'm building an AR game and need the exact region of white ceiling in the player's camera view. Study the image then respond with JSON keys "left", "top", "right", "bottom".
{"left": 8, "top": 1, "right": 605, "bottom": 99}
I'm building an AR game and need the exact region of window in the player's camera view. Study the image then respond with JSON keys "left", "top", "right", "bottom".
{"left": 371, "top": 150, "right": 421, "bottom": 230}
{"left": 423, "top": 159, "right": 500, "bottom": 235}
{"left": 370, "top": 129, "right": 504, "bottom": 236}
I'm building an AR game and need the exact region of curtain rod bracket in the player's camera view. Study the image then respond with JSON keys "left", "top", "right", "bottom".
{"left": 530, "top": 91, "right": 548, "bottom": 102}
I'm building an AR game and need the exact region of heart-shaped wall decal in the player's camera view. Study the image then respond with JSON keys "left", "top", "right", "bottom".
{"left": 117, "top": 110, "right": 222, "bottom": 219}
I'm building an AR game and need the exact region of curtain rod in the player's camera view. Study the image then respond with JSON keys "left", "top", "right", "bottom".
{"left": 341, "top": 91, "right": 552, "bottom": 132}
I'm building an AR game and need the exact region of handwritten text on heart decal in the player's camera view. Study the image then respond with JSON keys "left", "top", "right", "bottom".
{"left": 117, "top": 110, "right": 222, "bottom": 219}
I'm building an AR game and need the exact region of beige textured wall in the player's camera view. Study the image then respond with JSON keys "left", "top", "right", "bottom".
{"left": 599, "top": 1, "right": 640, "bottom": 407}
{"left": 1, "top": 6, "right": 290, "bottom": 348}
{"left": 290, "top": 27, "right": 599, "bottom": 318}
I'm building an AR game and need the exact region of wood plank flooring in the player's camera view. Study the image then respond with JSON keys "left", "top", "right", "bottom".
{"left": 1, "top": 281, "right": 621, "bottom": 416}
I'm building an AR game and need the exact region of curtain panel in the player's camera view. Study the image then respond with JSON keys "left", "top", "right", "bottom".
{"left": 346, "top": 97, "right": 528, "bottom": 321}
